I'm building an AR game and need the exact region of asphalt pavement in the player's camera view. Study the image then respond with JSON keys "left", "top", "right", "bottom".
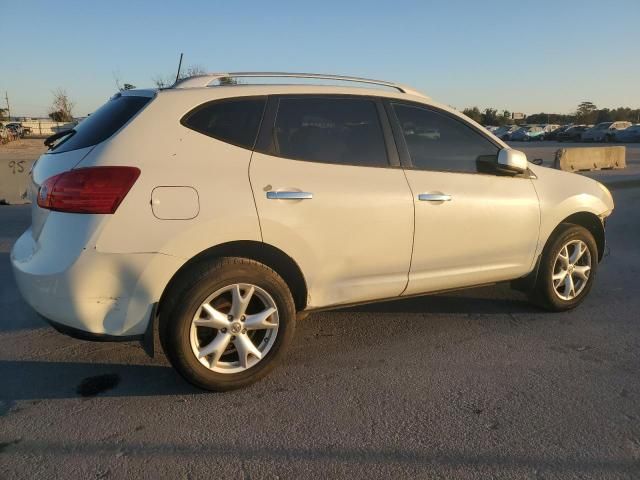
{"left": 1, "top": 172, "right": 640, "bottom": 479}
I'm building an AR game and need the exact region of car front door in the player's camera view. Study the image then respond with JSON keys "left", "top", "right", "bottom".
{"left": 249, "top": 96, "right": 414, "bottom": 308}
{"left": 386, "top": 101, "right": 540, "bottom": 296}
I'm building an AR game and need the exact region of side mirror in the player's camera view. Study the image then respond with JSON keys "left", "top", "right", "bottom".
{"left": 497, "top": 148, "right": 528, "bottom": 174}
{"left": 532, "top": 158, "right": 544, "bottom": 166}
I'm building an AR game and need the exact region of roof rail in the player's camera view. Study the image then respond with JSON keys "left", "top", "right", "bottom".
{"left": 172, "top": 72, "right": 427, "bottom": 97}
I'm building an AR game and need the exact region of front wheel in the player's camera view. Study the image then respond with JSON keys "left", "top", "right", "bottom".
{"left": 529, "top": 224, "right": 598, "bottom": 311}
{"left": 159, "top": 257, "right": 296, "bottom": 391}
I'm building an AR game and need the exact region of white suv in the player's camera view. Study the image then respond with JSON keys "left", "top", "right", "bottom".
{"left": 11, "top": 72, "right": 614, "bottom": 390}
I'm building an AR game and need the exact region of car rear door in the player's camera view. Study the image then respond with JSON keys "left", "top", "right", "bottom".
{"left": 386, "top": 101, "right": 540, "bottom": 295}
{"left": 249, "top": 95, "right": 414, "bottom": 308}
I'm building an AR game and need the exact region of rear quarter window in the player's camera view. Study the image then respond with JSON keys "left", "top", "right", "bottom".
{"left": 51, "top": 94, "right": 152, "bottom": 154}
{"left": 181, "top": 97, "right": 266, "bottom": 149}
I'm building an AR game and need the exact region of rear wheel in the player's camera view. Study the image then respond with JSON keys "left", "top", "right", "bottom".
{"left": 160, "top": 257, "right": 296, "bottom": 391}
{"left": 529, "top": 224, "right": 598, "bottom": 311}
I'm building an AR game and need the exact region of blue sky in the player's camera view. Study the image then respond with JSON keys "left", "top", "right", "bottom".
{"left": 3, "top": 0, "right": 639, "bottom": 117}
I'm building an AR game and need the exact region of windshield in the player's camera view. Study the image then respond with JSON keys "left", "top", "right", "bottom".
{"left": 51, "top": 93, "right": 152, "bottom": 154}
{"left": 595, "top": 122, "right": 613, "bottom": 130}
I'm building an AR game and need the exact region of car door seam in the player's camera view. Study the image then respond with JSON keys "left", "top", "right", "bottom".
{"left": 399, "top": 167, "right": 416, "bottom": 296}
{"left": 247, "top": 149, "right": 264, "bottom": 242}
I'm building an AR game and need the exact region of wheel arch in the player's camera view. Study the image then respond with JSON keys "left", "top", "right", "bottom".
{"left": 512, "top": 211, "right": 605, "bottom": 293}
{"left": 558, "top": 212, "right": 605, "bottom": 262}
{"left": 158, "top": 241, "right": 309, "bottom": 317}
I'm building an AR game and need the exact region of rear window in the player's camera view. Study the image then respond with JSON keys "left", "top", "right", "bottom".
{"left": 51, "top": 94, "right": 151, "bottom": 154}
{"left": 181, "top": 98, "right": 266, "bottom": 149}
{"left": 271, "top": 97, "right": 388, "bottom": 167}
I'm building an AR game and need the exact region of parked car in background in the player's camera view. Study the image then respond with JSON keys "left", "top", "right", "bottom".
{"left": 581, "top": 121, "right": 632, "bottom": 142}
{"left": 6, "top": 122, "right": 24, "bottom": 136}
{"left": 545, "top": 125, "right": 572, "bottom": 141}
{"left": 557, "top": 125, "right": 590, "bottom": 142}
{"left": 493, "top": 124, "right": 520, "bottom": 141}
{"left": 510, "top": 125, "right": 546, "bottom": 141}
{"left": 541, "top": 124, "right": 561, "bottom": 134}
{"left": 484, "top": 125, "right": 499, "bottom": 133}
{"left": 614, "top": 124, "right": 640, "bottom": 142}
{"left": 5, "top": 123, "right": 24, "bottom": 138}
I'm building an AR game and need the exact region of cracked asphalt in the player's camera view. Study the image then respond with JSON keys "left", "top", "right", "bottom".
{"left": 1, "top": 162, "right": 639, "bottom": 478}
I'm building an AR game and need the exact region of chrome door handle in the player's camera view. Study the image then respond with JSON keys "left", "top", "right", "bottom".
{"left": 418, "top": 193, "right": 452, "bottom": 202}
{"left": 266, "top": 191, "right": 313, "bottom": 200}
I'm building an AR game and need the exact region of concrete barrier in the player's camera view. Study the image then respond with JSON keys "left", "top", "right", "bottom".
{"left": 554, "top": 146, "right": 626, "bottom": 172}
{"left": 0, "top": 157, "right": 32, "bottom": 204}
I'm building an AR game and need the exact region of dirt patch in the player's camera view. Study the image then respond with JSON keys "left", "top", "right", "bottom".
{"left": 0, "top": 139, "right": 47, "bottom": 204}
{"left": 0, "top": 138, "right": 47, "bottom": 160}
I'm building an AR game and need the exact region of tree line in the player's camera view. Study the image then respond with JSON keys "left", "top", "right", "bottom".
{"left": 37, "top": 82, "right": 640, "bottom": 127}
{"left": 462, "top": 102, "right": 640, "bottom": 126}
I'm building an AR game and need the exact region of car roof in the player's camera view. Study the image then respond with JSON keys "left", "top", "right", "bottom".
{"left": 123, "top": 72, "right": 511, "bottom": 150}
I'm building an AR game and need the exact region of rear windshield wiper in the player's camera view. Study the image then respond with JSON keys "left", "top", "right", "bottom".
{"left": 44, "top": 129, "right": 75, "bottom": 149}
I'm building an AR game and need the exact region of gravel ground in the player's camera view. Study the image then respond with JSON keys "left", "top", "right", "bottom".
{"left": 1, "top": 145, "right": 639, "bottom": 479}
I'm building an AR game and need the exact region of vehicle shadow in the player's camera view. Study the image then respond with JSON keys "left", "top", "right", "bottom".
{"left": 341, "top": 283, "right": 540, "bottom": 315}
{"left": 0, "top": 359, "right": 200, "bottom": 408}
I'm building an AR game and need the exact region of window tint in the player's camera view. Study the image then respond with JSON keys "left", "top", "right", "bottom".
{"left": 183, "top": 98, "right": 266, "bottom": 149}
{"left": 392, "top": 103, "right": 499, "bottom": 173}
{"left": 273, "top": 97, "right": 388, "bottom": 167}
{"left": 52, "top": 94, "right": 151, "bottom": 154}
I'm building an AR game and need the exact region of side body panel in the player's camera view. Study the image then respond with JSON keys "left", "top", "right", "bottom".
{"left": 528, "top": 164, "right": 613, "bottom": 259}
{"left": 249, "top": 152, "right": 415, "bottom": 308}
{"left": 85, "top": 90, "right": 263, "bottom": 256}
{"left": 403, "top": 171, "right": 540, "bottom": 295}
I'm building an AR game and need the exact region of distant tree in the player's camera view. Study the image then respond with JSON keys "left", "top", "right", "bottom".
{"left": 48, "top": 88, "right": 74, "bottom": 122}
{"left": 152, "top": 64, "right": 210, "bottom": 88}
{"left": 525, "top": 112, "right": 575, "bottom": 125}
{"left": 457, "top": 102, "right": 639, "bottom": 128}
{"left": 595, "top": 109, "right": 612, "bottom": 123}
{"left": 113, "top": 72, "right": 137, "bottom": 91}
{"left": 462, "top": 106, "right": 482, "bottom": 123}
{"left": 481, "top": 108, "right": 500, "bottom": 126}
{"left": 218, "top": 76, "right": 239, "bottom": 86}
{"left": 575, "top": 101, "right": 598, "bottom": 124}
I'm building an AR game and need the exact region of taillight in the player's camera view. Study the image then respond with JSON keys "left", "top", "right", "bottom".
{"left": 37, "top": 166, "right": 140, "bottom": 214}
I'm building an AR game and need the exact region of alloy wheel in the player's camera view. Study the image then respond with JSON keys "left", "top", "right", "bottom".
{"left": 551, "top": 240, "right": 592, "bottom": 301}
{"left": 189, "top": 283, "right": 279, "bottom": 373}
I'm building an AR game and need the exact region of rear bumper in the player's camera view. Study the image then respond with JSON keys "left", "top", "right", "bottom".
{"left": 45, "top": 317, "right": 143, "bottom": 342}
{"left": 11, "top": 227, "right": 182, "bottom": 338}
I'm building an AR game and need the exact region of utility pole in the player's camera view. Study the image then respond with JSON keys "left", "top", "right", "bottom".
{"left": 4, "top": 91, "right": 10, "bottom": 120}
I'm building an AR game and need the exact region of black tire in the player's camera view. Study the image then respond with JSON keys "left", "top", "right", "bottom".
{"left": 159, "top": 257, "right": 296, "bottom": 391}
{"left": 529, "top": 224, "right": 598, "bottom": 312}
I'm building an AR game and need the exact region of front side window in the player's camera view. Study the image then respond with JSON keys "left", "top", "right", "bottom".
{"left": 182, "top": 97, "right": 266, "bottom": 149}
{"left": 392, "top": 103, "right": 499, "bottom": 173}
{"left": 272, "top": 97, "right": 388, "bottom": 167}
